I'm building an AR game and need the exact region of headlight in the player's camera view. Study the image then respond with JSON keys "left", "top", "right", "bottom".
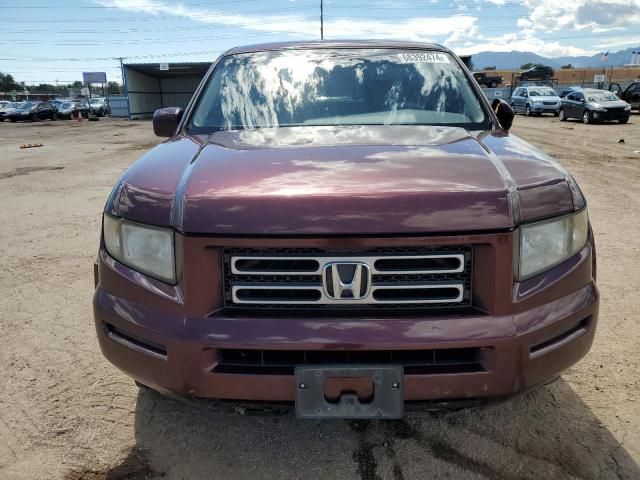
{"left": 103, "top": 214, "right": 176, "bottom": 283}
{"left": 517, "top": 209, "right": 588, "bottom": 280}
{"left": 625, "top": 105, "right": 631, "bottom": 111}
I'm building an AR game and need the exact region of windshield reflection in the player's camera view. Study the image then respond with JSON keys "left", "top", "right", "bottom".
{"left": 189, "top": 49, "right": 488, "bottom": 132}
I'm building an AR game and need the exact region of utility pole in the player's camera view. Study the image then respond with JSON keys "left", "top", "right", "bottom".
{"left": 320, "top": 0, "right": 324, "bottom": 40}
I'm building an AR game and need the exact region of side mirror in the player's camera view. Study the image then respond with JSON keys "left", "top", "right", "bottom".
{"left": 491, "top": 98, "right": 515, "bottom": 131}
{"left": 153, "top": 107, "right": 184, "bottom": 137}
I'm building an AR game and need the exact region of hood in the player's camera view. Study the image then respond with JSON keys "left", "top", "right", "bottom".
{"left": 589, "top": 100, "right": 629, "bottom": 109}
{"left": 110, "top": 125, "right": 576, "bottom": 235}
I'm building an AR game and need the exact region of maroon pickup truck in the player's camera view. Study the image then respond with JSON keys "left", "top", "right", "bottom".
{"left": 93, "top": 41, "right": 598, "bottom": 419}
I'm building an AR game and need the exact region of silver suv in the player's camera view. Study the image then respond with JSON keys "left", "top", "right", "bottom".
{"left": 510, "top": 86, "right": 561, "bottom": 116}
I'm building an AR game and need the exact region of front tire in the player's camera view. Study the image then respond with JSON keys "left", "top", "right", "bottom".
{"left": 583, "top": 111, "right": 592, "bottom": 124}
{"left": 619, "top": 118, "right": 629, "bottom": 124}
{"left": 31, "top": 113, "right": 39, "bottom": 122}
{"left": 559, "top": 109, "right": 567, "bottom": 121}
{"left": 52, "top": 113, "right": 58, "bottom": 121}
{"left": 525, "top": 104, "right": 532, "bottom": 116}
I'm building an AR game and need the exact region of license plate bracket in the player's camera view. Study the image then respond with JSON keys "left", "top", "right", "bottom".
{"left": 294, "top": 365, "right": 404, "bottom": 419}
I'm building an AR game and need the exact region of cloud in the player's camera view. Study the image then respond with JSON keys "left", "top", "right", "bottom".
{"left": 523, "top": 0, "right": 640, "bottom": 32}
{"left": 97, "top": 0, "right": 479, "bottom": 42}
{"left": 95, "top": 0, "right": 634, "bottom": 58}
{"left": 453, "top": 33, "right": 594, "bottom": 57}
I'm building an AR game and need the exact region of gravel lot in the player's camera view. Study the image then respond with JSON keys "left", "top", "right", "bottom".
{"left": 1, "top": 114, "right": 639, "bottom": 480}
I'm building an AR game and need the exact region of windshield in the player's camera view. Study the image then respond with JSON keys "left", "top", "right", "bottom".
{"left": 188, "top": 49, "right": 489, "bottom": 132}
{"left": 90, "top": 99, "right": 102, "bottom": 105}
{"left": 528, "top": 88, "right": 556, "bottom": 97}
{"left": 587, "top": 91, "right": 618, "bottom": 102}
{"left": 5, "top": 102, "right": 20, "bottom": 108}
{"left": 61, "top": 102, "right": 74, "bottom": 108}
{"left": 18, "top": 102, "right": 37, "bottom": 109}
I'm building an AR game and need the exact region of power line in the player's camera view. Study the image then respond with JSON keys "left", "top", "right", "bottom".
{"left": 328, "top": 1, "right": 528, "bottom": 8}
{"left": 0, "top": 16, "right": 317, "bottom": 34}
{"left": 0, "top": 49, "right": 226, "bottom": 62}
{"left": 0, "top": 4, "right": 316, "bottom": 11}
{"left": 3, "top": 27, "right": 637, "bottom": 48}
{"left": 1, "top": 30, "right": 313, "bottom": 46}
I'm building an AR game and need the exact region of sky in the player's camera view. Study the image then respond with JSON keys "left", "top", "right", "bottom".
{"left": 2, "top": 0, "right": 640, "bottom": 85}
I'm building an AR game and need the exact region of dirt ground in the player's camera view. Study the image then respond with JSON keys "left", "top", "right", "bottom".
{"left": 0, "top": 114, "right": 639, "bottom": 480}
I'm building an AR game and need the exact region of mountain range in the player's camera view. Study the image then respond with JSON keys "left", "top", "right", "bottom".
{"left": 471, "top": 47, "right": 640, "bottom": 70}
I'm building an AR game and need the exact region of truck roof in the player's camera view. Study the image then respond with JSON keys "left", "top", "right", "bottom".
{"left": 224, "top": 40, "right": 448, "bottom": 56}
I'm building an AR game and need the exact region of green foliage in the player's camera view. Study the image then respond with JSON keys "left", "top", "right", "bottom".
{"left": 483, "top": 66, "right": 497, "bottom": 70}
{"left": 0, "top": 72, "right": 22, "bottom": 92}
{"left": 107, "top": 81, "right": 122, "bottom": 94}
{"left": 1, "top": 71, "right": 122, "bottom": 96}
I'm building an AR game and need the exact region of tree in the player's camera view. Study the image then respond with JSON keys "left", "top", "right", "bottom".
{"left": 106, "top": 81, "right": 122, "bottom": 95}
{"left": 30, "top": 83, "right": 58, "bottom": 93}
{"left": 0, "top": 72, "right": 21, "bottom": 92}
{"left": 483, "top": 66, "right": 497, "bottom": 70}
{"left": 561, "top": 64, "right": 574, "bottom": 69}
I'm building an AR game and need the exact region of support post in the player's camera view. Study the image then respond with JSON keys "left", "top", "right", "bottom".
{"left": 320, "top": 0, "right": 324, "bottom": 40}
{"left": 119, "top": 57, "right": 131, "bottom": 120}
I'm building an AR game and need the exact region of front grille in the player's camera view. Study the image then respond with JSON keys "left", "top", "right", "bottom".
{"left": 214, "top": 347, "right": 489, "bottom": 375}
{"left": 543, "top": 101, "right": 557, "bottom": 105}
{"left": 223, "top": 246, "right": 472, "bottom": 311}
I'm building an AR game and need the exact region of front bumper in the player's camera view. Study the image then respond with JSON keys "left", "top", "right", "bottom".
{"left": 93, "top": 231, "right": 599, "bottom": 404}
{"left": 592, "top": 110, "right": 630, "bottom": 121}
{"left": 530, "top": 104, "right": 559, "bottom": 113}
{"left": 94, "top": 283, "right": 597, "bottom": 402}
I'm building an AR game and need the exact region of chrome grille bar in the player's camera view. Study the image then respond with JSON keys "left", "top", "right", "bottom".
{"left": 231, "top": 283, "right": 464, "bottom": 305}
{"left": 231, "top": 254, "right": 464, "bottom": 275}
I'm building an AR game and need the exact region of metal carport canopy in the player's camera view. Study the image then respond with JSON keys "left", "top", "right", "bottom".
{"left": 122, "top": 62, "right": 212, "bottom": 119}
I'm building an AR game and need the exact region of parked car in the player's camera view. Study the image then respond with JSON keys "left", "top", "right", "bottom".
{"left": 6, "top": 101, "right": 58, "bottom": 122}
{"left": 473, "top": 72, "right": 503, "bottom": 88}
{"left": 559, "top": 88, "right": 631, "bottom": 124}
{"left": 510, "top": 86, "right": 561, "bottom": 116}
{"left": 56, "top": 101, "right": 91, "bottom": 119}
{"left": 90, "top": 97, "right": 110, "bottom": 116}
{"left": 610, "top": 82, "right": 640, "bottom": 112}
{"left": 558, "top": 86, "right": 583, "bottom": 98}
{"left": 0, "top": 101, "right": 23, "bottom": 121}
{"left": 94, "top": 41, "right": 597, "bottom": 418}
{"left": 518, "top": 65, "right": 554, "bottom": 81}
{"left": 0, "top": 100, "right": 10, "bottom": 108}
